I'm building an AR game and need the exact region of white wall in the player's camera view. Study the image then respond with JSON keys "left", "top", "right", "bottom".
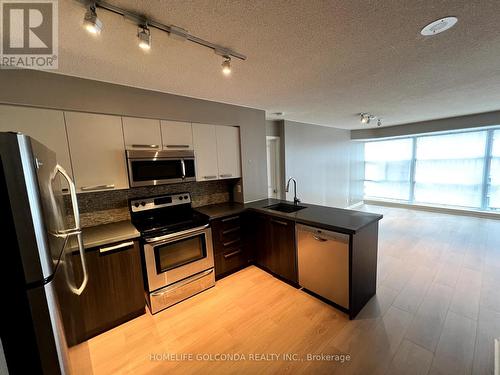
{"left": 284, "top": 120, "right": 360, "bottom": 208}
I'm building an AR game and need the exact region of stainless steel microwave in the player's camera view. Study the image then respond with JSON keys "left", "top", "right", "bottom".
{"left": 126, "top": 150, "right": 196, "bottom": 187}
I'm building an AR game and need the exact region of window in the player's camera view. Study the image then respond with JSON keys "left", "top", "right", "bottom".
{"left": 414, "top": 131, "right": 486, "bottom": 208}
{"left": 364, "top": 138, "right": 412, "bottom": 200}
{"left": 488, "top": 130, "right": 500, "bottom": 209}
{"left": 363, "top": 127, "right": 500, "bottom": 212}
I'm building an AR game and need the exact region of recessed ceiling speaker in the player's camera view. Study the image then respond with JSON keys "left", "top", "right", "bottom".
{"left": 421, "top": 17, "right": 458, "bottom": 36}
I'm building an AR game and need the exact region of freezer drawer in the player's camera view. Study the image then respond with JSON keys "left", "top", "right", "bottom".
{"left": 297, "top": 224, "right": 349, "bottom": 309}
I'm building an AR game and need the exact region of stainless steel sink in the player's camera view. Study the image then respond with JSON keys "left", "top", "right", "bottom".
{"left": 264, "top": 203, "right": 307, "bottom": 213}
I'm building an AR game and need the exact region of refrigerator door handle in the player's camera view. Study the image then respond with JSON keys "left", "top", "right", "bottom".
{"left": 55, "top": 164, "right": 88, "bottom": 295}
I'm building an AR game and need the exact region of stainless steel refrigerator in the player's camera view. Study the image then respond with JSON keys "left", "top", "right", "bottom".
{"left": 0, "top": 132, "right": 90, "bottom": 374}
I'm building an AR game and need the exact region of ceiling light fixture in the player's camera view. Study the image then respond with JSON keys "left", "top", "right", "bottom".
{"left": 221, "top": 57, "right": 231, "bottom": 76}
{"left": 79, "top": 1, "right": 246, "bottom": 73}
{"left": 138, "top": 24, "right": 151, "bottom": 50}
{"left": 420, "top": 16, "right": 458, "bottom": 36}
{"left": 360, "top": 113, "right": 373, "bottom": 124}
{"left": 360, "top": 113, "right": 382, "bottom": 126}
{"left": 83, "top": 4, "right": 103, "bottom": 35}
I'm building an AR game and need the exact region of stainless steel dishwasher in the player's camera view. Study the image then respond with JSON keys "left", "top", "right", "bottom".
{"left": 296, "top": 224, "right": 350, "bottom": 309}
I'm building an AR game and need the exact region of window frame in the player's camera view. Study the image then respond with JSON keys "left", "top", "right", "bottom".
{"left": 363, "top": 127, "right": 499, "bottom": 211}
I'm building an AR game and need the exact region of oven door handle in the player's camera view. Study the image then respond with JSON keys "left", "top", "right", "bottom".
{"left": 145, "top": 224, "right": 210, "bottom": 243}
{"left": 151, "top": 269, "right": 214, "bottom": 296}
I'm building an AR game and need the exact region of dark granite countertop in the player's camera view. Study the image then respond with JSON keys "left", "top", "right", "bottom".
{"left": 196, "top": 199, "right": 382, "bottom": 234}
{"left": 195, "top": 202, "right": 246, "bottom": 220}
{"left": 67, "top": 221, "right": 140, "bottom": 250}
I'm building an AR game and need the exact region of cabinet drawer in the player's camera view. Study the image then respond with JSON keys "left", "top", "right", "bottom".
{"left": 211, "top": 215, "right": 242, "bottom": 252}
{"left": 215, "top": 247, "right": 247, "bottom": 279}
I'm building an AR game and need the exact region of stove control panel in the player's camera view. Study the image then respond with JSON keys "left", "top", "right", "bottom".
{"left": 130, "top": 193, "right": 191, "bottom": 212}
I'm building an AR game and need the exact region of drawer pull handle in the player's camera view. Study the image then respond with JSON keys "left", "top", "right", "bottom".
{"left": 151, "top": 269, "right": 214, "bottom": 296}
{"left": 223, "top": 239, "right": 240, "bottom": 247}
{"left": 131, "top": 144, "right": 160, "bottom": 149}
{"left": 81, "top": 184, "right": 115, "bottom": 191}
{"left": 203, "top": 175, "right": 217, "bottom": 180}
{"left": 271, "top": 219, "right": 288, "bottom": 226}
{"left": 221, "top": 216, "right": 239, "bottom": 223}
{"left": 222, "top": 226, "right": 240, "bottom": 235}
{"left": 100, "top": 241, "right": 134, "bottom": 254}
{"left": 220, "top": 174, "right": 232, "bottom": 178}
{"left": 164, "top": 144, "right": 190, "bottom": 148}
{"left": 224, "top": 249, "right": 242, "bottom": 259}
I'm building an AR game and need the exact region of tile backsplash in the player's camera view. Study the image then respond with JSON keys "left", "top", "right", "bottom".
{"left": 65, "top": 179, "right": 236, "bottom": 227}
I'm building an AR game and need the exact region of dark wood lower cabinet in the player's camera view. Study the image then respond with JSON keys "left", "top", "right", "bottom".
{"left": 245, "top": 212, "right": 297, "bottom": 285}
{"left": 212, "top": 214, "right": 250, "bottom": 279}
{"left": 214, "top": 247, "right": 248, "bottom": 277}
{"left": 268, "top": 217, "right": 297, "bottom": 284}
{"left": 59, "top": 240, "right": 145, "bottom": 346}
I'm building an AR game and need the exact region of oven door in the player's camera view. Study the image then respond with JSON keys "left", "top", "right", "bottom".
{"left": 143, "top": 225, "right": 214, "bottom": 292}
{"left": 127, "top": 157, "right": 196, "bottom": 187}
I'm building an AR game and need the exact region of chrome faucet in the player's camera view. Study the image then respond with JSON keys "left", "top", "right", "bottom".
{"left": 285, "top": 177, "right": 301, "bottom": 205}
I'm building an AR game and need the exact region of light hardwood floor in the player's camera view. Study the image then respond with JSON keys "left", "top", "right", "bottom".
{"left": 69, "top": 205, "right": 500, "bottom": 375}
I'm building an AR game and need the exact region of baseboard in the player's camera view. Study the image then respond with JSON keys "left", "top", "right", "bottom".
{"left": 364, "top": 199, "right": 500, "bottom": 220}
{"left": 345, "top": 201, "right": 364, "bottom": 209}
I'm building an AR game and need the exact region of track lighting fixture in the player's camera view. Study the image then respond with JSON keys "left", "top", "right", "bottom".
{"left": 360, "top": 113, "right": 382, "bottom": 126}
{"left": 360, "top": 113, "right": 374, "bottom": 124}
{"left": 78, "top": 1, "right": 246, "bottom": 75}
{"left": 83, "top": 4, "right": 103, "bottom": 35}
{"left": 221, "top": 57, "right": 231, "bottom": 76}
{"left": 138, "top": 24, "right": 151, "bottom": 50}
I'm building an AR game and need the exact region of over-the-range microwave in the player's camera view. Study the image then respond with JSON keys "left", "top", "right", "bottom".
{"left": 126, "top": 150, "right": 196, "bottom": 187}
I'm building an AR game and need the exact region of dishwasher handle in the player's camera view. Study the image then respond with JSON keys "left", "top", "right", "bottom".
{"left": 297, "top": 224, "right": 349, "bottom": 244}
{"left": 312, "top": 235, "right": 327, "bottom": 242}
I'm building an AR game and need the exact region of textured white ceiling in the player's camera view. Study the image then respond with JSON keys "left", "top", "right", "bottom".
{"left": 57, "top": 0, "right": 500, "bottom": 129}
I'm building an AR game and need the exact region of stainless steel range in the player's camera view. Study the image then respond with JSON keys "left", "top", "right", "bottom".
{"left": 130, "top": 193, "right": 215, "bottom": 314}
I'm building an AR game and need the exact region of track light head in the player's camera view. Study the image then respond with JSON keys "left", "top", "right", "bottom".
{"left": 83, "top": 6, "right": 103, "bottom": 35}
{"left": 221, "top": 57, "right": 231, "bottom": 76}
{"left": 360, "top": 113, "right": 382, "bottom": 126}
{"left": 360, "top": 113, "right": 371, "bottom": 124}
{"left": 138, "top": 25, "right": 151, "bottom": 50}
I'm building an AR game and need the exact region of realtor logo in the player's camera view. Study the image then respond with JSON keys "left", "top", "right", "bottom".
{"left": 0, "top": 0, "right": 58, "bottom": 69}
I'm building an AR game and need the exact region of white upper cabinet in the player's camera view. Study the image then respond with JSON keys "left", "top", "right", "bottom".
{"left": 216, "top": 125, "right": 241, "bottom": 179}
{"left": 65, "top": 112, "right": 128, "bottom": 193}
{"left": 161, "top": 120, "right": 193, "bottom": 150}
{"left": 0, "top": 105, "right": 73, "bottom": 178}
{"left": 122, "top": 117, "right": 161, "bottom": 150}
{"left": 192, "top": 123, "right": 219, "bottom": 181}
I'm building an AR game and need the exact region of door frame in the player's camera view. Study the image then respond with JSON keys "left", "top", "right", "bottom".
{"left": 266, "top": 136, "right": 282, "bottom": 199}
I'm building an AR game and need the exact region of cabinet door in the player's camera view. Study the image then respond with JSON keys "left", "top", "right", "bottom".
{"left": 65, "top": 112, "right": 128, "bottom": 192}
{"left": 161, "top": 120, "right": 193, "bottom": 150}
{"left": 192, "top": 123, "right": 219, "bottom": 181}
{"left": 246, "top": 213, "right": 271, "bottom": 269}
{"left": 122, "top": 117, "right": 161, "bottom": 150}
{"left": 216, "top": 125, "right": 241, "bottom": 179}
{"left": 61, "top": 240, "right": 145, "bottom": 345}
{"left": 0, "top": 105, "right": 73, "bottom": 179}
{"left": 269, "top": 217, "right": 297, "bottom": 283}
